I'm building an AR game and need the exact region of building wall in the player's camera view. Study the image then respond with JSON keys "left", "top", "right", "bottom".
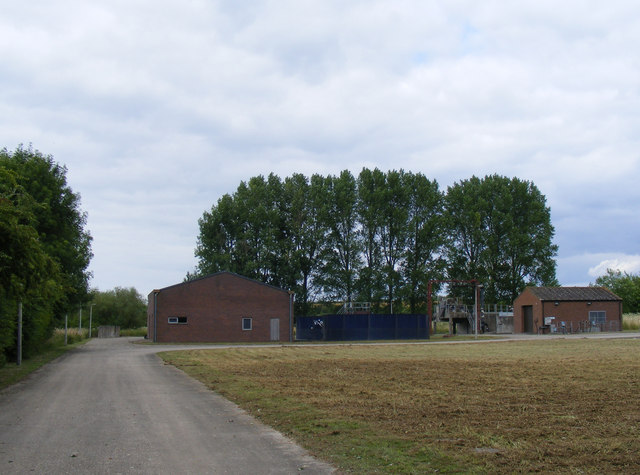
{"left": 147, "top": 272, "right": 291, "bottom": 343}
{"left": 513, "top": 288, "right": 622, "bottom": 333}
{"left": 513, "top": 288, "right": 540, "bottom": 333}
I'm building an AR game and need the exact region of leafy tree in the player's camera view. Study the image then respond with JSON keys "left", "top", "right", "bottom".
{"left": 317, "top": 171, "right": 361, "bottom": 302}
{"left": 1, "top": 145, "right": 93, "bottom": 313}
{"left": 0, "top": 145, "right": 91, "bottom": 363}
{"left": 595, "top": 269, "right": 640, "bottom": 313}
{"left": 92, "top": 287, "right": 147, "bottom": 329}
{"left": 445, "top": 175, "right": 557, "bottom": 303}
{"left": 194, "top": 170, "right": 558, "bottom": 315}
{"left": 355, "top": 168, "right": 385, "bottom": 306}
{"left": 195, "top": 193, "right": 238, "bottom": 275}
{"left": 0, "top": 167, "right": 61, "bottom": 362}
{"left": 378, "top": 170, "right": 410, "bottom": 312}
{"left": 402, "top": 172, "right": 446, "bottom": 313}
{"left": 282, "top": 173, "right": 327, "bottom": 315}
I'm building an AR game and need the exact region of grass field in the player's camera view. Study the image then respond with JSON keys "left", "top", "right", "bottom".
{"left": 160, "top": 338, "right": 640, "bottom": 474}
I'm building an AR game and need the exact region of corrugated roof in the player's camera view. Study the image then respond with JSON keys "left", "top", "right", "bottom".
{"left": 527, "top": 286, "right": 621, "bottom": 301}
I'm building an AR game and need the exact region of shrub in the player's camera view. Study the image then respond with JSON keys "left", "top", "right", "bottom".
{"left": 120, "top": 327, "right": 147, "bottom": 337}
{"left": 49, "top": 328, "right": 88, "bottom": 346}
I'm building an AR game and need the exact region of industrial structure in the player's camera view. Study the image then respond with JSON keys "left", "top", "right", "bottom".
{"left": 147, "top": 272, "right": 293, "bottom": 343}
{"left": 513, "top": 286, "right": 622, "bottom": 334}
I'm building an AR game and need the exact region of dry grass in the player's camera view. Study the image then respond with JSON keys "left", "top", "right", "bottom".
{"left": 160, "top": 339, "right": 640, "bottom": 473}
{"left": 623, "top": 313, "right": 640, "bottom": 330}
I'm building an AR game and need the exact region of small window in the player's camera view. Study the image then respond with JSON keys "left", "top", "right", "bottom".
{"left": 242, "top": 317, "right": 252, "bottom": 331}
{"left": 589, "top": 311, "right": 605, "bottom": 325}
{"left": 168, "top": 316, "right": 188, "bottom": 324}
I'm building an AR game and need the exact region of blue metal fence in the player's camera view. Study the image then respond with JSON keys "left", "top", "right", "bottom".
{"left": 296, "top": 314, "right": 429, "bottom": 341}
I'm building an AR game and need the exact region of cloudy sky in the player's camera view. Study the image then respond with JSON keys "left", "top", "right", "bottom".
{"left": 2, "top": 1, "right": 639, "bottom": 296}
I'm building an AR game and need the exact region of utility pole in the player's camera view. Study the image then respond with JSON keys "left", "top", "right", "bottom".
{"left": 88, "top": 303, "right": 95, "bottom": 338}
{"left": 65, "top": 314, "right": 68, "bottom": 345}
{"left": 79, "top": 306, "right": 82, "bottom": 332}
{"left": 17, "top": 301, "right": 22, "bottom": 366}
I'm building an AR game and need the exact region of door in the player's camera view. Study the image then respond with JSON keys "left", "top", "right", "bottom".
{"left": 270, "top": 318, "right": 280, "bottom": 341}
{"left": 523, "top": 306, "right": 534, "bottom": 333}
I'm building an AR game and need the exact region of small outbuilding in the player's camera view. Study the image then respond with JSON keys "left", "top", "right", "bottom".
{"left": 513, "top": 286, "right": 622, "bottom": 334}
{"left": 147, "top": 271, "right": 293, "bottom": 343}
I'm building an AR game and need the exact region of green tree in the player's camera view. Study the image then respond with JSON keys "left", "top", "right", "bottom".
{"left": 318, "top": 171, "right": 361, "bottom": 303}
{"left": 402, "top": 172, "right": 446, "bottom": 313}
{"left": 195, "top": 193, "right": 238, "bottom": 275}
{"left": 378, "top": 170, "right": 410, "bottom": 312}
{"left": 445, "top": 175, "right": 557, "bottom": 303}
{"left": 92, "top": 287, "right": 147, "bottom": 329}
{"left": 0, "top": 156, "right": 65, "bottom": 363}
{"left": 594, "top": 269, "right": 640, "bottom": 313}
{"left": 355, "top": 168, "right": 385, "bottom": 306}
{"left": 281, "top": 174, "right": 328, "bottom": 315}
{"left": 1, "top": 145, "right": 93, "bottom": 314}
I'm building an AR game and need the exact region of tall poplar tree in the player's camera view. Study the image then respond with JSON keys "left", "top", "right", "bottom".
{"left": 445, "top": 175, "right": 557, "bottom": 303}
{"left": 318, "top": 171, "right": 361, "bottom": 303}
{"left": 378, "top": 170, "right": 410, "bottom": 312}
{"left": 402, "top": 172, "right": 445, "bottom": 313}
{"left": 355, "top": 168, "right": 385, "bottom": 306}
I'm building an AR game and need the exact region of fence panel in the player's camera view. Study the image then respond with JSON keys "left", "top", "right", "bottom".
{"left": 296, "top": 314, "right": 429, "bottom": 341}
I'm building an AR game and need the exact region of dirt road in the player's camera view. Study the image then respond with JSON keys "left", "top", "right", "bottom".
{"left": 0, "top": 338, "right": 334, "bottom": 474}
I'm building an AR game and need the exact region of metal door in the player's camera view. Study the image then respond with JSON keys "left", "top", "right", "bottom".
{"left": 270, "top": 318, "right": 280, "bottom": 341}
{"left": 523, "top": 306, "right": 534, "bottom": 333}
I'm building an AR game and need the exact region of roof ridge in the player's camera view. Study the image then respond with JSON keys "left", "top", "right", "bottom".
{"left": 150, "top": 271, "right": 290, "bottom": 294}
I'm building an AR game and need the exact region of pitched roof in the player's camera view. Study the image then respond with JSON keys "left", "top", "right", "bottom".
{"left": 527, "top": 286, "right": 621, "bottom": 301}
{"left": 151, "top": 271, "right": 290, "bottom": 295}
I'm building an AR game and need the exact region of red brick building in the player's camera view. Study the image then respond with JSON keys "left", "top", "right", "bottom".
{"left": 513, "top": 287, "right": 622, "bottom": 333}
{"left": 147, "top": 272, "right": 293, "bottom": 343}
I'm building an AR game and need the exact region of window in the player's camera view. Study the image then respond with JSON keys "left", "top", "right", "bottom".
{"left": 242, "top": 317, "right": 252, "bottom": 331}
{"left": 168, "top": 316, "right": 188, "bottom": 324}
{"left": 589, "top": 311, "right": 605, "bottom": 325}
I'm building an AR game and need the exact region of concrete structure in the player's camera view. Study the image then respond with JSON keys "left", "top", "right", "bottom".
{"left": 147, "top": 272, "right": 293, "bottom": 343}
{"left": 97, "top": 325, "right": 120, "bottom": 338}
{"left": 513, "top": 287, "right": 622, "bottom": 334}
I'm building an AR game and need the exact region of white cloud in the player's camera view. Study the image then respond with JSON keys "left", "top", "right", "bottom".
{"left": 1, "top": 0, "right": 640, "bottom": 293}
{"left": 588, "top": 256, "right": 640, "bottom": 278}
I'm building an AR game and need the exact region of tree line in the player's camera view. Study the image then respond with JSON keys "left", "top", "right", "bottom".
{"left": 594, "top": 270, "right": 640, "bottom": 313}
{"left": 193, "top": 169, "right": 558, "bottom": 315}
{"left": 0, "top": 146, "right": 93, "bottom": 366}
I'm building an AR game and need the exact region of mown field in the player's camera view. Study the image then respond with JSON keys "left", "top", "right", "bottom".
{"left": 160, "top": 338, "right": 640, "bottom": 474}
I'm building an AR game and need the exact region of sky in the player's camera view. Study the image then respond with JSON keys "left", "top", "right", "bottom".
{"left": 2, "top": 1, "right": 639, "bottom": 297}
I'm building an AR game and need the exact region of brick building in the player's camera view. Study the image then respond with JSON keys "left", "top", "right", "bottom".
{"left": 513, "top": 287, "right": 622, "bottom": 333}
{"left": 147, "top": 272, "right": 293, "bottom": 343}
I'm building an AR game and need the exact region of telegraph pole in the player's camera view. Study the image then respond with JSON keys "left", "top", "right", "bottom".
{"left": 17, "top": 301, "right": 22, "bottom": 366}
{"left": 88, "top": 303, "right": 95, "bottom": 338}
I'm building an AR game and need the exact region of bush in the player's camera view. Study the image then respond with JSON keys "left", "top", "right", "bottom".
{"left": 120, "top": 327, "right": 147, "bottom": 337}
{"left": 49, "top": 328, "right": 88, "bottom": 346}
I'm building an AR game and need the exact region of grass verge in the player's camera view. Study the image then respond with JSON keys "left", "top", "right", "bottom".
{"left": 160, "top": 338, "right": 640, "bottom": 474}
